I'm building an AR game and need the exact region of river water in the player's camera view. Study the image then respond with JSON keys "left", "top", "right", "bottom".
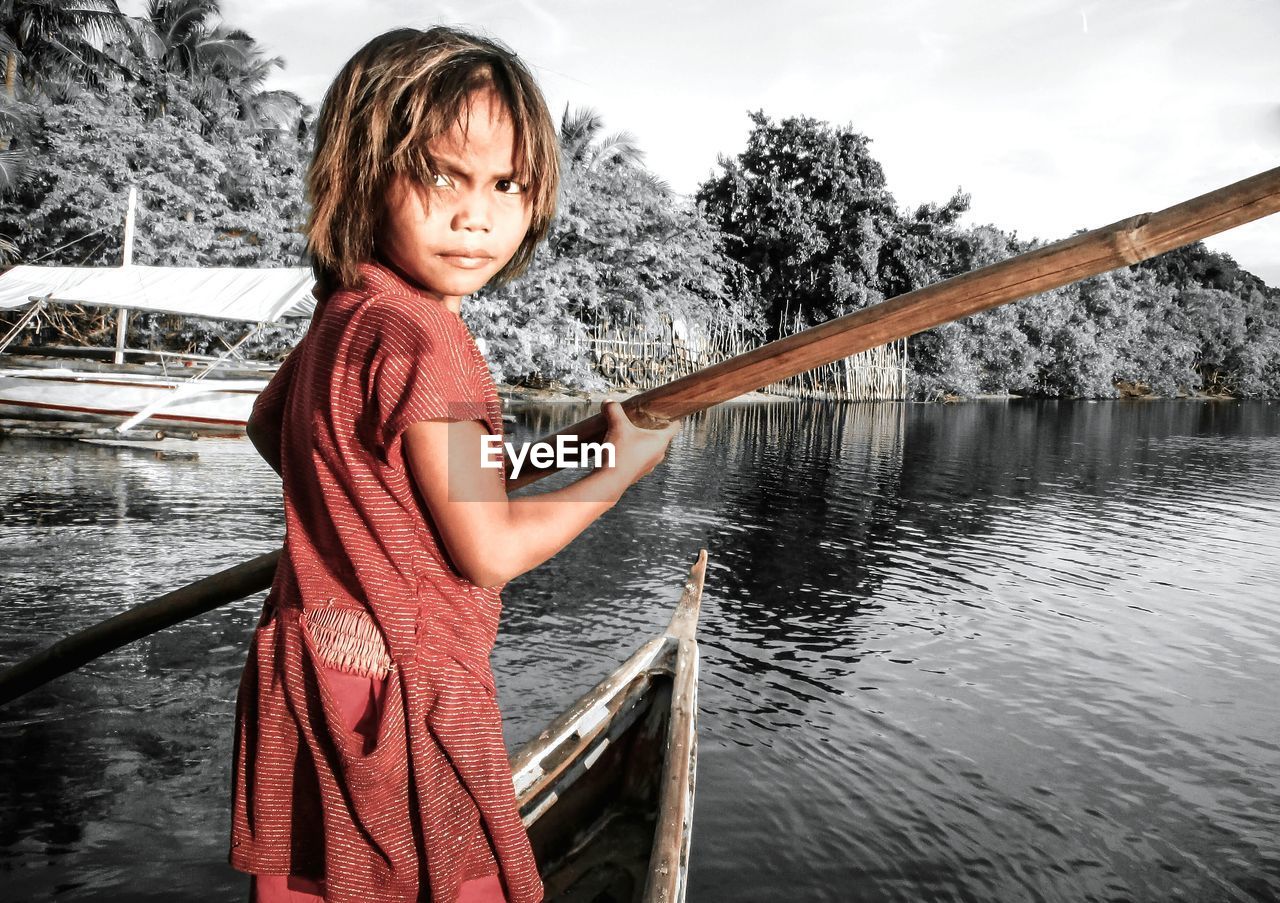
{"left": 1, "top": 399, "right": 1277, "bottom": 902}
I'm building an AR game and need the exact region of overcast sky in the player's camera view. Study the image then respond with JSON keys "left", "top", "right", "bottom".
{"left": 125, "top": 0, "right": 1279, "bottom": 285}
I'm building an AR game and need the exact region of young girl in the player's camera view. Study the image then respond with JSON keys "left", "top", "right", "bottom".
{"left": 229, "top": 26, "right": 680, "bottom": 903}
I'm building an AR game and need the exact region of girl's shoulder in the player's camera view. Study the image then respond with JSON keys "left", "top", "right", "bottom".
{"left": 336, "top": 263, "right": 470, "bottom": 345}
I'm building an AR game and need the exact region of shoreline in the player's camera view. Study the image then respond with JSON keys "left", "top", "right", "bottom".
{"left": 496, "top": 385, "right": 1259, "bottom": 406}
{"left": 497, "top": 384, "right": 787, "bottom": 405}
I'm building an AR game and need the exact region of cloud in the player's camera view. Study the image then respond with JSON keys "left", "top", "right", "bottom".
{"left": 512, "top": 0, "right": 571, "bottom": 57}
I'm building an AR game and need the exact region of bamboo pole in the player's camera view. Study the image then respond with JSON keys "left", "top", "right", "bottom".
{"left": 0, "top": 552, "right": 280, "bottom": 705}
{"left": 1, "top": 165, "right": 1278, "bottom": 704}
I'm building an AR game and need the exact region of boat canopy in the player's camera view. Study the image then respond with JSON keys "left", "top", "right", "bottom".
{"left": 0, "top": 265, "right": 316, "bottom": 323}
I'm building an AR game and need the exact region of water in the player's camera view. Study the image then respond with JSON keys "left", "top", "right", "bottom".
{"left": 1, "top": 399, "right": 1277, "bottom": 902}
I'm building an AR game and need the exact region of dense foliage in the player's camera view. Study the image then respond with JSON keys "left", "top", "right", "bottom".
{"left": 696, "top": 110, "right": 971, "bottom": 336}
{"left": 700, "top": 111, "right": 1279, "bottom": 398}
{"left": 1, "top": 0, "right": 312, "bottom": 355}
{"left": 9, "top": 92, "right": 307, "bottom": 268}
{"left": 1, "top": 6, "right": 1276, "bottom": 396}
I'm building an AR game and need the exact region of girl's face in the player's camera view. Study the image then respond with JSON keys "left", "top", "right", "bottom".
{"left": 377, "top": 89, "right": 533, "bottom": 311}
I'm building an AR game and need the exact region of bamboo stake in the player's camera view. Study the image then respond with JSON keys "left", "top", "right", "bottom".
{"left": 2, "top": 165, "right": 1278, "bottom": 704}
{"left": 506, "top": 165, "right": 1280, "bottom": 488}
{"left": 0, "top": 552, "right": 280, "bottom": 705}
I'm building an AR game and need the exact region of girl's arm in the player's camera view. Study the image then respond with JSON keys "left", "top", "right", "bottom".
{"left": 249, "top": 296, "right": 327, "bottom": 475}
{"left": 403, "top": 400, "right": 679, "bottom": 588}
{"left": 246, "top": 405, "right": 284, "bottom": 476}
{"left": 246, "top": 342, "right": 305, "bottom": 477}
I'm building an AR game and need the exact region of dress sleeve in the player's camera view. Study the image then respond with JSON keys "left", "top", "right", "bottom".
{"left": 360, "top": 298, "right": 492, "bottom": 467}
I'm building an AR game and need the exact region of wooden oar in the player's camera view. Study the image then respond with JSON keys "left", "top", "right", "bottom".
{"left": 2, "top": 164, "right": 1278, "bottom": 705}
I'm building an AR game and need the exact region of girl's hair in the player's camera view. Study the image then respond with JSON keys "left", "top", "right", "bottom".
{"left": 306, "top": 26, "right": 560, "bottom": 292}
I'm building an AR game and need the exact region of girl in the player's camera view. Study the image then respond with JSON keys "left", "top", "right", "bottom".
{"left": 229, "top": 26, "right": 680, "bottom": 903}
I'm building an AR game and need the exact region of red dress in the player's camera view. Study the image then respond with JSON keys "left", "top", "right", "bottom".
{"left": 229, "top": 261, "right": 543, "bottom": 903}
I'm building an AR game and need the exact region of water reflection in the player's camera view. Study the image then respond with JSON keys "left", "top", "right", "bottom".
{"left": 1, "top": 400, "right": 1278, "bottom": 902}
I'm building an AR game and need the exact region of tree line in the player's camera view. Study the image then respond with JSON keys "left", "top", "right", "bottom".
{"left": 2, "top": 2, "right": 1276, "bottom": 398}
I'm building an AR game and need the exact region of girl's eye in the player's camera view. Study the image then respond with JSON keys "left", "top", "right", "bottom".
{"left": 432, "top": 172, "right": 452, "bottom": 189}
{"left": 496, "top": 179, "right": 524, "bottom": 195}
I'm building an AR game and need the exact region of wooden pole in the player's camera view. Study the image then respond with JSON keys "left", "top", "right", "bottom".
{"left": 114, "top": 186, "right": 137, "bottom": 366}
{"left": 2, "top": 165, "right": 1278, "bottom": 704}
{"left": 505, "top": 164, "right": 1280, "bottom": 488}
{"left": 0, "top": 551, "right": 279, "bottom": 705}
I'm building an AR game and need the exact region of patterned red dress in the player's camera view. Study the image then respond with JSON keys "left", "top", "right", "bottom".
{"left": 229, "top": 261, "right": 543, "bottom": 903}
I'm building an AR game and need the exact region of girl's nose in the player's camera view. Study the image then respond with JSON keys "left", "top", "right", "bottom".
{"left": 451, "top": 187, "right": 492, "bottom": 232}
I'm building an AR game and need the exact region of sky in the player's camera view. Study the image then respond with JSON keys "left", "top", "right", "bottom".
{"left": 123, "top": 0, "right": 1279, "bottom": 285}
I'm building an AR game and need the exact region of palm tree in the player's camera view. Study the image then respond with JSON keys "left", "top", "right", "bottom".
{"left": 560, "top": 105, "right": 644, "bottom": 170}
{"left": 140, "top": 0, "right": 220, "bottom": 80}
{"left": 130, "top": 0, "right": 230, "bottom": 120}
{"left": 200, "top": 27, "right": 301, "bottom": 133}
{"left": 1, "top": 0, "right": 131, "bottom": 100}
{"left": 559, "top": 104, "right": 670, "bottom": 194}
{"left": 0, "top": 25, "right": 21, "bottom": 157}
{"left": 0, "top": 105, "right": 30, "bottom": 190}
{"left": 133, "top": 1, "right": 300, "bottom": 133}
{"left": 1, "top": 18, "right": 14, "bottom": 101}
{"left": 0, "top": 2, "right": 135, "bottom": 204}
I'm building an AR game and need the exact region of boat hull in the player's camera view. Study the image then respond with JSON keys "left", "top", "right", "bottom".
{"left": 510, "top": 550, "right": 706, "bottom": 903}
{"left": 0, "top": 368, "right": 265, "bottom": 434}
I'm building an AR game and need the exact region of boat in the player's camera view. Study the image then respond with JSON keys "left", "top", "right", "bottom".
{"left": 0, "top": 263, "right": 315, "bottom": 434}
{"left": 511, "top": 548, "right": 706, "bottom": 903}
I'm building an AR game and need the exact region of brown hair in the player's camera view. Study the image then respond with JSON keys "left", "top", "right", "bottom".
{"left": 306, "top": 26, "right": 560, "bottom": 291}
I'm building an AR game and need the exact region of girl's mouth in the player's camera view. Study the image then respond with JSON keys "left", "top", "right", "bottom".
{"left": 438, "top": 252, "right": 493, "bottom": 270}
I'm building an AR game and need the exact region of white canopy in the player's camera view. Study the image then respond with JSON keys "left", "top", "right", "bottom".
{"left": 0, "top": 264, "right": 316, "bottom": 322}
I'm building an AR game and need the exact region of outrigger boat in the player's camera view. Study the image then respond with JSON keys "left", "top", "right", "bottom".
{"left": 0, "top": 263, "right": 314, "bottom": 435}
{"left": 514, "top": 549, "right": 706, "bottom": 903}
{"left": 0, "top": 188, "right": 315, "bottom": 435}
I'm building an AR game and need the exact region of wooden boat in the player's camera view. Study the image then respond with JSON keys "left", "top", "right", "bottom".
{"left": 0, "top": 360, "right": 270, "bottom": 434}
{"left": 511, "top": 549, "right": 707, "bottom": 903}
{"left": 0, "top": 263, "right": 314, "bottom": 434}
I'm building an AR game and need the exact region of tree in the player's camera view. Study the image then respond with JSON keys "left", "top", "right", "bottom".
{"left": 902, "top": 223, "right": 1038, "bottom": 398}
{"left": 700, "top": 109, "right": 1280, "bottom": 398}
{"left": 1141, "top": 242, "right": 1280, "bottom": 395}
{"left": 0, "top": 73, "right": 31, "bottom": 189}
{"left": 559, "top": 103, "right": 668, "bottom": 194}
{"left": 560, "top": 104, "right": 643, "bottom": 171}
{"left": 1101, "top": 270, "right": 1195, "bottom": 396}
{"left": 126, "top": 1, "right": 301, "bottom": 133}
{"left": 207, "top": 29, "right": 302, "bottom": 135}
{"left": 698, "top": 110, "right": 970, "bottom": 340}
{"left": 1, "top": 0, "right": 132, "bottom": 183}
{"left": 1, "top": 90, "right": 309, "bottom": 356}
{"left": 876, "top": 193, "right": 972, "bottom": 297}
{"left": 1, "top": 0, "right": 130, "bottom": 99}
{"left": 2, "top": 90, "right": 306, "bottom": 268}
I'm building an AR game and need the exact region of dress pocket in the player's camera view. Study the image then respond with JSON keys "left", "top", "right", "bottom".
{"left": 297, "top": 611, "right": 405, "bottom": 784}
{"left": 321, "top": 665, "right": 386, "bottom": 756}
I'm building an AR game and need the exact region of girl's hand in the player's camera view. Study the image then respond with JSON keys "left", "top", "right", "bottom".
{"left": 404, "top": 402, "right": 680, "bottom": 589}
{"left": 600, "top": 399, "right": 681, "bottom": 486}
